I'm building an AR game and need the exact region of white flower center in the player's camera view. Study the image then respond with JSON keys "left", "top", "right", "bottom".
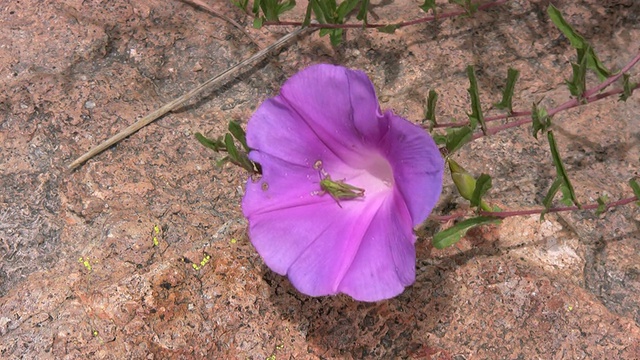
{"left": 331, "top": 153, "right": 394, "bottom": 198}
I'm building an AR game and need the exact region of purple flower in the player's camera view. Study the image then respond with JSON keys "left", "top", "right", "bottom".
{"left": 242, "top": 64, "right": 444, "bottom": 301}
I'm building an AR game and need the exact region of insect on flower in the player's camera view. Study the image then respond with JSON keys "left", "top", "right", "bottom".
{"left": 319, "top": 173, "right": 365, "bottom": 205}
{"left": 314, "top": 160, "right": 365, "bottom": 206}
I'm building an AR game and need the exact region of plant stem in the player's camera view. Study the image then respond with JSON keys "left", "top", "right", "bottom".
{"left": 262, "top": 0, "right": 507, "bottom": 29}
{"left": 430, "top": 195, "right": 638, "bottom": 222}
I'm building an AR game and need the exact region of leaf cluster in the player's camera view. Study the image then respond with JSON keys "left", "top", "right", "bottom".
{"left": 307, "top": 0, "right": 370, "bottom": 45}
{"left": 195, "top": 121, "right": 260, "bottom": 174}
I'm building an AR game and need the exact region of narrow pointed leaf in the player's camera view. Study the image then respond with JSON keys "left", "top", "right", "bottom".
{"left": 252, "top": 0, "right": 262, "bottom": 16}
{"left": 337, "top": 0, "right": 359, "bottom": 20}
{"left": 629, "top": 178, "right": 640, "bottom": 206}
{"left": 277, "top": 0, "right": 296, "bottom": 16}
{"left": 595, "top": 195, "right": 609, "bottom": 215}
{"left": 619, "top": 74, "right": 636, "bottom": 102}
{"left": 471, "top": 173, "right": 492, "bottom": 208}
{"left": 377, "top": 24, "right": 400, "bottom": 34}
{"left": 547, "top": 4, "right": 611, "bottom": 80}
{"left": 424, "top": 90, "right": 438, "bottom": 128}
{"left": 444, "top": 125, "right": 473, "bottom": 154}
{"left": 195, "top": 132, "right": 225, "bottom": 152}
{"left": 433, "top": 216, "right": 501, "bottom": 249}
{"left": 448, "top": 0, "right": 478, "bottom": 16}
{"left": 228, "top": 121, "right": 250, "bottom": 152}
{"left": 357, "top": 0, "right": 370, "bottom": 24}
{"left": 224, "top": 133, "right": 241, "bottom": 164}
{"left": 329, "top": 28, "right": 343, "bottom": 46}
{"left": 541, "top": 177, "right": 563, "bottom": 220}
{"left": 493, "top": 68, "right": 519, "bottom": 113}
{"left": 566, "top": 47, "right": 588, "bottom": 98}
{"left": 311, "top": 0, "right": 327, "bottom": 24}
{"left": 548, "top": 130, "right": 580, "bottom": 207}
{"left": 302, "top": 0, "right": 313, "bottom": 26}
{"left": 419, "top": 0, "right": 437, "bottom": 15}
{"left": 253, "top": 17, "right": 264, "bottom": 29}
{"left": 531, "top": 103, "right": 550, "bottom": 140}
{"left": 466, "top": 65, "right": 486, "bottom": 133}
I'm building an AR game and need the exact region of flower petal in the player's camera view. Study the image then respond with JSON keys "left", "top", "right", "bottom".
{"left": 381, "top": 112, "right": 444, "bottom": 226}
{"left": 242, "top": 64, "right": 445, "bottom": 302}
{"left": 337, "top": 191, "right": 416, "bottom": 301}
{"left": 278, "top": 64, "right": 387, "bottom": 165}
{"left": 245, "top": 93, "right": 343, "bottom": 169}
{"left": 247, "top": 195, "right": 381, "bottom": 294}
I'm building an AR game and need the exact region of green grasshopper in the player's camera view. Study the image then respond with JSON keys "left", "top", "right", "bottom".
{"left": 319, "top": 173, "right": 365, "bottom": 207}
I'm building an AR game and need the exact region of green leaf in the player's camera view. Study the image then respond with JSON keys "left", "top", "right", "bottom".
{"left": 224, "top": 133, "right": 254, "bottom": 172}
{"left": 547, "top": 4, "right": 611, "bottom": 80}
{"left": 253, "top": 17, "right": 264, "bottom": 29}
{"left": 444, "top": 125, "right": 473, "bottom": 154}
{"left": 531, "top": 103, "right": 551, "bottom": 140}
{"left": 277, "top": 0, "right": 296, "bottom": 16}
{"left": 329, "top": 28, "right": 344, "bottom": 46}
{"left": 448, "top": 159, "right": 491, "bottom": 211}
{"left": 433, "top": 133, "right": 447, "bottom": 146}
{"left": 310, "top": 0, "right": 327, "bottom": 24}
{"left": 424, "top": 90, "right": 438, "bottom": 129}
{"left": 466, "top": 65, "right": 486, "bottom": 134}
{"left": 433, "top": 216, "right": 501, "bottom": 249}
{"left": 356, "top": 0, "right": 369, "bottom": 24}
{"left": 595, "top": 194, "right": 609, "bottom": 216}
{"left": 195, "top": 132, "right": 225, "bottom": 152}
{"left": 252, "top": 0, "right": 262, "bottom": 16}
{"left": 559, "top": 183, "right": 575, "bottom": 206}
{"left": 228, "top": 121, "right": 250, "bottom": 152}
{"left": 566, "top": 46, "right": 589, "bottom": 98}
{"left": 419, "top": 0, "right": 437, "bottom": 15}
{"left": 448, "top": 0, "right": 477, "bottom": 16}
{"left": 377, "top": 24, "right": 400, "bottom": 34}
{"left": 541, "top": 177, "right": 563, "bottom": 220}
{"left": 216, "top": 155, "right": 231, "bottom": 168}
{"left": 302, "top": 1, "right": 313, "bottom": 27}
{"left": 548, "top": 130, "right": 580, "bottom": 207}
{"left": 619, "top": 73, "right": 636, "bottom": 102}
{"left": 493, "top": 68, "right": 519, "bottom": 113}
{"left": 471, "top": 173, "right": 492, "bottom": 208}
{"left": 232, "top": 0, "right": 249, "bottom": 11}
{"left": 629, "top": 178, "right": 640, "bottom": 206}
{"left": 224, "top": 133, "right": 241, "bottom": 163}
{"left": 336, "top": 0, "right": 359, "bottom": 20}
{"left": 448, "top": 159, "right": 475, "bottom": 200}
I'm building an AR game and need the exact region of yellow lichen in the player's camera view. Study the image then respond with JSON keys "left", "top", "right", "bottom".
{"left": 78, "top": 257, "right": 92, "bottom": 272}
{"left": 192, "top": 253, "right": 211, "bottom": 271}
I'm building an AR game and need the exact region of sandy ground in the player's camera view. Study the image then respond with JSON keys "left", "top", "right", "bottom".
{"left": 1, "top": 0, "right": 639, "bottom": 358}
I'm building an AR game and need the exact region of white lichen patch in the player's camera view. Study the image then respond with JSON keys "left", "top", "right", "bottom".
{"left": 499, "top": 216, "right": 584, "bottom": 279}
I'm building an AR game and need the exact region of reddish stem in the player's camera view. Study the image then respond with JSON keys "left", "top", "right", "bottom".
{"left": 430, "top": 49, "right": 640, "bottom": 135}
{"left": 262, "top": 0, "right": 508, "bottom": 29}
{"left": 430, "top": 196, "right": 638, "bottom": 222}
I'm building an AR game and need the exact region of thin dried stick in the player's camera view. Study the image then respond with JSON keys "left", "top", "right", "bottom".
{"left": 179, "top": 0, "right": 260, "bottom": 48}
{"left": 68, "top": 26, "right": 312, "bottom": 170}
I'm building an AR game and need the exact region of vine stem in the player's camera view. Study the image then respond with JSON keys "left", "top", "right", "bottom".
{"left": 430, "top": 195, "right": 638, "bottom": 222}
{"left": 431, "top": 49, "right": 640, "bottom": 136}
{"left": 262, "top": 0, "right": 508, "bottom": 29}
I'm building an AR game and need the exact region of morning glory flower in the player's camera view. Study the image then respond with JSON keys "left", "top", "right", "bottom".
{"left": 242, "top": 64, "right": 444, "bottom": 302}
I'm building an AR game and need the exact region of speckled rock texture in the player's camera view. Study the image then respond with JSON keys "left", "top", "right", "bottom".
{"left": 1, "top": 0, "right": 639, "bottom": 359}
